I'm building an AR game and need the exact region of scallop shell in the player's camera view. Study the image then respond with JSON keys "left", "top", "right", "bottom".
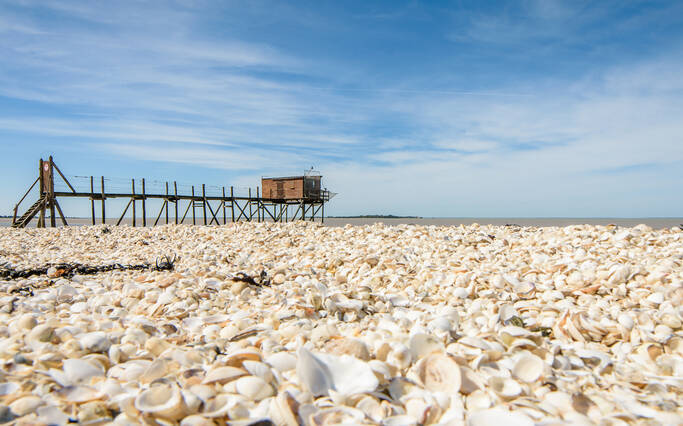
{"left": 415, "top": 353, "right": 461, "bottom": 393}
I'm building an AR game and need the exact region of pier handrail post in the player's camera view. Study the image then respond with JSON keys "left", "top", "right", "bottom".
{"left": 132, "top": 179, "right": 136, "bottom": 227}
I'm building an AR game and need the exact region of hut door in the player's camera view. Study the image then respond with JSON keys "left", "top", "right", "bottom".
{"left": 276, "top": 181, "right": 284, "bottom": 199}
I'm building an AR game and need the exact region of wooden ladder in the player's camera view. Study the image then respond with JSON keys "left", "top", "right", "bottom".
{"left": 12, "top": 194, "right": 47, "bottom": 228}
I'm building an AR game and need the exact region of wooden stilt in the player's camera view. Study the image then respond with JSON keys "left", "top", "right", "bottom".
{"left": 90, "top": 176, "right": 95, "bottom": 225}
{"left": 222, "top": 187, "right": 227, "bottom": 225}
{"left": 49, "top": 157, "right": 56, "bottom": 228}
{"left": 174, "top": 181, "right": 178, "bottom": 224}
{"left": 142, "top": 178, "right": 147, "bottom": 227}
{"left": 248, "top": 188, "right": 252, "bottom": 222}
{"left": 101, "top": 176, "right": 106, "bottom": 224}
{"left": 131, "top": 179, "right": 136, "bottom": 227}
{"left": 230, "top": 186, "right": 235, "bottom": 222}
{"left": 191, "top": 186, "right": 196, "bottom": 225}
{"left": 202, "top": 184, "right": 207, "bottom": 226}
{"left": 165, "top": 182, "right": 169, "bottom": 224}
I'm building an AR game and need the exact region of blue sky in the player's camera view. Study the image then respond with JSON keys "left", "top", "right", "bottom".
{"left": 1, "top": 0, "right": 682, "bottom": 217}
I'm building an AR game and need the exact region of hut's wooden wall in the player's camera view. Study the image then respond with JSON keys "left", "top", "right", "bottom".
{"left": 262, "top": 177, "right": 304, "bottom": 199}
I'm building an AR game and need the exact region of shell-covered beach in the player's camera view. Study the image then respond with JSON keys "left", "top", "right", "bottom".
{"left": 0, "top": 223, "right": 681, "bottom": 425}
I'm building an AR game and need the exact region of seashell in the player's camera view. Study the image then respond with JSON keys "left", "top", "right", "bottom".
{"left": 9, "top": 395, "right": 43, "bottom": 416}
{"left": 37, "top": 405, "right": 70, "bottom": 425}
{"left": 269, "top": 391, "right": 300, "bottom": 426}
{"left": 0, "top": 382, "right": 19, "bottom": 396}
{"left": 297, "top": 347, "right": 378, "bottom": 396}
{"left": 16, "top": 314, "right": 37, "bottom": 331}
{"left": 466, "top": 390, "right": 492, "bottom": 411}
{"left": 223, "top": 348, "right": 262, "bottom": 367}
{"left": 79, "top": 331, "right": 111, "bottom": 353}
{"left": 201, "top": 393, "right": 244, "bottom": 418}
{"left": 233, "top": 375, "right": 274, "bottom": 401}
{"left": 26, "top": 324, "right": 56, "bottom": 350}
{"left": 266, "top": 352, "right": 298, "bottom": 372}
{"left": 467, "top": 407, "right": 534, "bottom": 426}
{"left": 415, "top": 353, "right": 461, "bottom": 393}
{"left": 409, "top": 333, "right": 444, "bottom": 360}
{"left": 202, "top": 366, "right": 247, "bottom": 385}
{"left": 180, "top": 415, "right": 217, "bottom": 426}
{"left": 57, "top": 385, "right": 104, "bottom": 403}
{"left": 309, "top": 406, "right": 365, "bottom": 426}
{"left": 488, "top": 376, "right": 522, "bottom": 399}
{"left": 135, "top": 383, "right": 187, "bottom": 420}
{"left": 511, "top": 353, "right": 544, "bottom": 383}
{"left": 324, "top": 337, "right": 370, "bottom": 360}
{"left": 382, "top": 414, "right": 419, "bottom": 426}
{"left": 242, "top": 360, "right": 274, "bottom": 383}
{"left": 77, "top": 401, "right": 112, "bottom": 424}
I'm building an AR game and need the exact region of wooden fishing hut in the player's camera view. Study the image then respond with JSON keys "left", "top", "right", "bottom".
{"left": 11, "top": 157, "right": 334, "bottom": 228}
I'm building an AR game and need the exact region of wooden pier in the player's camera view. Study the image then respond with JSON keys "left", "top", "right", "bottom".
{"left": 12, "top": 157, "right": 333, "bottom": 228}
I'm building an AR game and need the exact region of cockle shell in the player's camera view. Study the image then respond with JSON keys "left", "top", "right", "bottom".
{"left": 134, "top": 384, "right": 187, "bottom": 420}
{"left": 512, "top": 353, "right": 544, "bottom": 383}
{"left": 415, "top": 353, "right": 461, "bottom": 393}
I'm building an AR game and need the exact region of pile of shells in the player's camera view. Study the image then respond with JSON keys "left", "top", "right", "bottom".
{"left": 0, "top": 222, "right": 681, "bottom": 425}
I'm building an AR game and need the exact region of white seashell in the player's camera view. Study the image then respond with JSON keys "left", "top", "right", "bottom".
{"left": 409, "top": 333, "right": 444, "bottom": 360}
{"left": 202, "top": 366, "right": 247, "bottom": 385}
{"left": 268, "top": 391, "right": 300, "bottom": 426}
{"left": 618, "top": 313, "right": 634, "bottom": 330}
{"left": 201, "top": 393, "right": 244, "bottom": 418}
{"left": 63, "top": 358, "right": 105, "bottom": 385}
{"left": 180, "top": 415, "right": 217, "bottom": 426}
{"left": 415, "top": 353, "right": 461, "bottom": 393}
{"left": 511, "top": 353, "right": 544, "bottom": 383}
{"left": 266, "top": 352, "right": 298, "bottom": 372}
{"left": 233, "top": 375, "right": 274, "bottom": 401}
{"left": 57, "top": 385, "right": 105, "bottom": 402}
{"left": 467, "top": 407, "right": 534, "bottom": 426}
{"left": 79, "top": 331, "right": 111, "bottom": 353}
{"left": 382, "top": 414, "right": 419, "bottom": 426}
{"left": 37, "top": 405, "right": 70, "bottom": 425}
{"left": 242, "top": 360, "right": 274, "bottom": 383}
{"left": 296, "top": 347, "right": 378, "bottom": 396}
{"left": 0, "top": 382, "right": 19, "bottom": 396}
{"left": 9, "top": 396, "right": 43, "bottom": 416}
{"left": 135, "top": 384, "right": 187, "bottom": 420}
{"left": 309, "top": 406, "right": 365, "bottom": 426}
{"left": 488, "top": 376, "right": 522, "bottom": 399}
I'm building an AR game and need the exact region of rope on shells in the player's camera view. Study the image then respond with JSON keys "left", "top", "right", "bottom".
{"left": 0, "top": 254, "right": 177, "bottom": 280}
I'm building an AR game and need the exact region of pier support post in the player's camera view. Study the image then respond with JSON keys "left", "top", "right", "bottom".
{"left": 101, "top": 176, "right": 106, "bottom": 224}
{"left": 132, "top": 179, "right": 136, "bottom": 227}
